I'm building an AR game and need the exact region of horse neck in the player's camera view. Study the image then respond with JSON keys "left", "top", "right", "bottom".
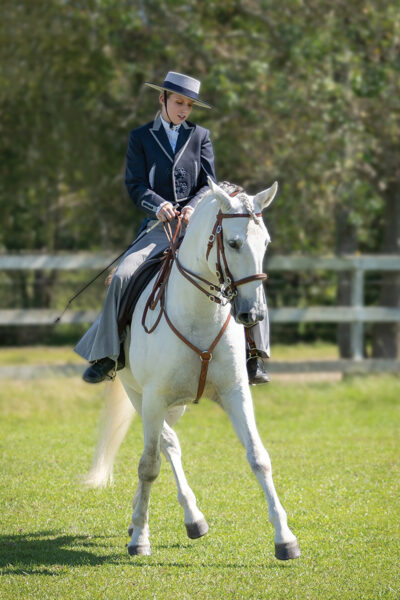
{"left": 167, "top": 202, "right": 226, "bottom": 322}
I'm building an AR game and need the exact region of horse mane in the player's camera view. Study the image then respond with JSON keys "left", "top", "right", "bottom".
{"left": 218, "top": 181, "right": 261, "bottom": 224}
{"left": 218, "top": 181, "right": 241, "bottom": 196}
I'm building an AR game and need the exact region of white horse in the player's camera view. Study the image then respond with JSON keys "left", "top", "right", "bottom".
{"left": 84, "top": 179, "right": 300, "bottom": 561}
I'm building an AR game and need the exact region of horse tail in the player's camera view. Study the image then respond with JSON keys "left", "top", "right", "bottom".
{"left": 83, "top": 377, "right": 135, "bottom": 488}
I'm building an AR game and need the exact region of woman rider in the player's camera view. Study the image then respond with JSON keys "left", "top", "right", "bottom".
{"left": 75, "top": 71, "right": 270, "bottom": 385}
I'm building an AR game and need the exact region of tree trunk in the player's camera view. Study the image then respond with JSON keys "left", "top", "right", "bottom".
{"left": 335, "top": 203, "right": 358, "bottom": 358}
{"left": 372, "top": 185, "right": 400, "bottom": 359}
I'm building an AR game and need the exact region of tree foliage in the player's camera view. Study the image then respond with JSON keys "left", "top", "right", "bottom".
{"left": 1, "top": 0, "right": 399, "bottom": 352}
{"left": 1, "top": 0, "right": 399, "bottom": 255}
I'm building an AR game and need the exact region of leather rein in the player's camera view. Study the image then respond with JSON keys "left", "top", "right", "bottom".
{"left": 142, "top": 192, "right": 267, "bottom": 403}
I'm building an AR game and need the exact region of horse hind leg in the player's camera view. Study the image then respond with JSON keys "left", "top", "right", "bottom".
{"left": 220, "top": 387, "right": 300, "bottom": 561}
{"left": 161, "top": 420, "right": 208, "bottom": 539}
{"left": 127, "top": 395, "right": 164, "bottom": 557}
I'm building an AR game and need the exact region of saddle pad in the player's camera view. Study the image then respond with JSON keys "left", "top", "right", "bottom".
{"left": 117, "top": 250, "right": 165, "bottom": 336}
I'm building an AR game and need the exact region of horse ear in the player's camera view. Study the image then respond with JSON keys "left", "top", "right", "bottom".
{"left": 254, "top": 181, "right": 278, "bottom": 210}
{"left": 207, "top": 177, "right": 233, "bottom": 213}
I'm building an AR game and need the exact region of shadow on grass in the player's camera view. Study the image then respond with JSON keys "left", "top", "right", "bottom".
{"left": 1, "top": 530, "right": 295, "bottom": 573}
{"left": 0, "top": 530, "right": 128, "bottom": 575}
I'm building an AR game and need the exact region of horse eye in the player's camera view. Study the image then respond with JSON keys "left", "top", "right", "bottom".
{"left": 228, "top": 237, "right": 243, "bottom": 249}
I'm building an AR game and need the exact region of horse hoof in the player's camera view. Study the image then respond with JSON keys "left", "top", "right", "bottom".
{"left": 185, "top": 518, "right": 209, "bottom": 539}
{"left": 274, "top": 540, "right": 301, "bottom": 561}
{"left": 128, "top": 525, "right": 133, "bottom": 537}
{"left": 127, "top": 544, "right": 151, "bottom": 556}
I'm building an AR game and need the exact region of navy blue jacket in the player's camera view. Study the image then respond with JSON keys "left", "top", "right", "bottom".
{"left": 125, "top": 115, "right": 216, "bottom": 218}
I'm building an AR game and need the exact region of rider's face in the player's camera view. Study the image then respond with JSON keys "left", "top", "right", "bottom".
{"left": 160, "top": 93, "right": 193, "bottom": 125}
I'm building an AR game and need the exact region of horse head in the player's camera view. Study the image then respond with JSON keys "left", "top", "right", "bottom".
{"left": 206, "top": 178, "right": 277, "bottom": 326}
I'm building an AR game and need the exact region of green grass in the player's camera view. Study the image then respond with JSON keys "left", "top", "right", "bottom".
{"left": 1, "top": 372, "right": 399, "bottom": 599}
{"left": 0, "top": 341, "right": 338, "bottom": 366}
{"left": 271, "top": 341, "right": 339, "bottom": 361}
{"left": 0, "top": 346, "right": 85, "bottom": 366}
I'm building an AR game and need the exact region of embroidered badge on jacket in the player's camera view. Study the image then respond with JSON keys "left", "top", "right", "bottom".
{"left": 174, "top": 167, "right": 188, "bottom": 196}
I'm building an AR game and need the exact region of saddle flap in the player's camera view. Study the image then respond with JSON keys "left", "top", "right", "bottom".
{"left": 117, "top": 250, "right": 166, "bottom": 336}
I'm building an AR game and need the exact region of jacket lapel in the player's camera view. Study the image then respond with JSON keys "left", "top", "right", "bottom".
{"left": 174, "top": 120, "right": 195, "bottom": 166}
{"left": 149, "top": 116, "right": 174, "bottom": 163}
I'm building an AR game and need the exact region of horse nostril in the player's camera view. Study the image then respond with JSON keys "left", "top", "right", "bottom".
{"left": 237, "top": 312, "right": 258, "bottom": 325}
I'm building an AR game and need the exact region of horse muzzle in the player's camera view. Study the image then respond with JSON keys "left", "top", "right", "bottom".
{"left": 232, "top": 298, "right": 266, "bottom": 325}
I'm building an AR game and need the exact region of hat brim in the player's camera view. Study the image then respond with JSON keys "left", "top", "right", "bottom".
{"left": 144, "top": 82, "right": 213, "bottom": 109}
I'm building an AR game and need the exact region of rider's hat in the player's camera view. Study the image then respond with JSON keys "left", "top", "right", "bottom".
{"left": 144, "top": 71, "right": 213, "bottom": 109}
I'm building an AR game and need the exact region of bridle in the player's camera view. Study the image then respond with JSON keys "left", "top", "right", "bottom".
{"left": 142, "top": 189, "right": 267, "bottom": 403}
{"left": 175, "top": 201, "right": 267, "bottom": 305}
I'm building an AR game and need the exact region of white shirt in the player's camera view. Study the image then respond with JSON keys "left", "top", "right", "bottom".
{"left": 160, "top": 115, "right": 181, "bottom": 153}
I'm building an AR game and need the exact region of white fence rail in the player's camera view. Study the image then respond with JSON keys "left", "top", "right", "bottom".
{"left": 1, "top": 253, "right": 399, "bottom": 374}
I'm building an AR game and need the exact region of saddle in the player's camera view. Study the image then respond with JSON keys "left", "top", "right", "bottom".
{"left": 117, "top": 249, "right": 166, "bottom": 337}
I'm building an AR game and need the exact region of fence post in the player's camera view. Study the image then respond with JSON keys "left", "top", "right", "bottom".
{"left": 350, "top": 266, "right": 364, "bottom": 360}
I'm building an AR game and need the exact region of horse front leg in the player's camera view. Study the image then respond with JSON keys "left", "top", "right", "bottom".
{"left": 161, "top": 420, "right": 208, "bottom": 539}
{"left": 219, "top": 386, "right": 300, "bottom": 561}
{"left": 127, "top": 395, "right": 165, "bottom": 557}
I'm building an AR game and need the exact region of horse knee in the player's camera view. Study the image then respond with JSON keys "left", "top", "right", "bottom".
{"left": 115, "top": 254, "right": 143, "bottom": 282}
{"left": 247, "top": 448, "right": 271, "bottom": 477}
{"left": 138, "top": 453, "right": 161, "bottom": 483}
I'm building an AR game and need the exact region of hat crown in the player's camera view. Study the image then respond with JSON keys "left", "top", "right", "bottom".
{"left": 164, "top": 72, "right": 201, "bottom": 95}
{"left": 144, "top": 71, "right": 212, "bottom": 109}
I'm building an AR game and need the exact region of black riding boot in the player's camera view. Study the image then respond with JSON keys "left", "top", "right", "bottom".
{"left": 247, "top": 356, "right": 270, "bottom": 385}
{"left": 83, "top": 346, "right": 125, "bottom": 384}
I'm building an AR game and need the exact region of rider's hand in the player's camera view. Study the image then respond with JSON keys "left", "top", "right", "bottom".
{"left": 157, "top": 202, "right": 179, "bottom": 222}
{"left": 180, "top": 206, "right": 194, "bottom": 225}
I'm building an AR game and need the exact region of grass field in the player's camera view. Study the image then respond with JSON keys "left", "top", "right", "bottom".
{"left": 0, "top": 358, "right": 399, "bottom": 599}
{"left": 0, "top": 341, "right": 339, "bottom": 366}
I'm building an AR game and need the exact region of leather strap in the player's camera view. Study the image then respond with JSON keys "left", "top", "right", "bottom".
{"left": 211, "top": 210, "right": 267, "bottom": 300}
{"left": 142, "top": 220, "right": 183, "bottom": 333}
{"left": 245, "top": 326, "right": 259, "bottom": 358}
{"left": 164, "top": 309, "right": 231, "bottom": 403}
{"left": 175, "top": 255, "right": 223, "bottom": 303}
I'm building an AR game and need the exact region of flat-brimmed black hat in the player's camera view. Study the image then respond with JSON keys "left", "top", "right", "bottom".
{"left": 145, "top": 71, "right": 213, "bottom": 109}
